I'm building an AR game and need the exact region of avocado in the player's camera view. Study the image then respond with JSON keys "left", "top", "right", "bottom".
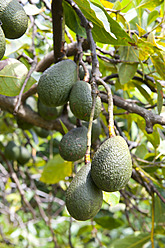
{"left": 69, "top": 81, "right": 102, "bottom": 121}
{"left": 66, "top": 163, "right": 103, "bottom": 221}
{"left": 82, "top": 118, "right": 102, "bottom": 143}
{"left": 91, "top": 136, "right": 132, "bottom": 192}
{"left": 0, "top": 0, "right": 28, "bottom": 39}
{"left": 37, "top": 59, "right": 77, "bottom": 107}
{"left": 33, "top": 126, "right": 50, "bottom": 138}
{"left": 59, "top": 126, "right": 88, "bottom": 161}
{"left": 79, "top": 64, "right": 92, "bottom": 81}
{"left": 4, "top": 141, "right": 20, "bottom": 160}
{"left": 0, "top": 25, "right": 5, "bottom": 60}
{"left": 37, "top": 99, "right": 63, "bottom": 121}
{"left": 17, "top": 146, "right": 31, "bottom": 165}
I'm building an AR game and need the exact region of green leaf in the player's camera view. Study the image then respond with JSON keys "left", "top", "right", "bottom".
{"left": 137, "top": 0, "right": 163, "bottom": 10}
{"left": 154, "top": 186, "right": 165, "bottom": 225}
{"left": 133, "top": 82, "right": 153, "bottom": 105}
{"left": 0, "top": 58, "right": 36, "bottom": 97}
{"left": 118, "top": 46, "right": 139, "bottom": 84}
{"left": 94, "top": 213, "right": 124, "bottom": 230}
{"left": 147, "top": 10, "right": 159, "bottom": 26}
{"left": 72, "top": 0, "right": 133, "bottom": 45}
{"left": 156, "top": 81, "right": 163, "bottom": 114}
{"left": 103, "top": 191, "right": 120, "bottom": 206}
{"left": 109, "top": 232, "right": 151, "bottom": 248}
{"left": 40, "top": 154, "right": 72, "bottom": 184}
{"left": 135, "top": 144, "right": 148, "bottom": 159}
{"left": 90, "top": 0, "right": 133, "bottom": 45}
{"left": 63, "top": 1, "right": 86, "bottom": 38}
{"left": 118, "top": 63, "right": 138, "bottom": 85}
{"left": 59, "top": 119, "right": 69, "bottom": 134}
{"left": 151, "top": 55, "right": 165, "bottom": 80}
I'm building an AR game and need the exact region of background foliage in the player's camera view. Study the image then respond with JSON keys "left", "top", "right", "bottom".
{"left": 0, "top": 0, "right": 165, "bottom": 247}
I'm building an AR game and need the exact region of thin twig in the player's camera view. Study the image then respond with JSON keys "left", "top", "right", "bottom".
{"left": 0, "top": 151, "right": 36, "bottom": 219}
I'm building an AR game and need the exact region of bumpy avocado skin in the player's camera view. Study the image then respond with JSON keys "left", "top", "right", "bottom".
{"left": 91, "top": 136, "right": 132, "bottom": 192}
{"left": 59, "top": 126, "right": 88, "bottom": 161}
{"left": 4, "top": 141, "right": 20, "bottom": 160}
{"left": 37, "top": 60, "right": 77, "bottom": 107}
{"left": 37, "top": 99, "right": 63, "bottom": 121}
{"left": 66, "top": 163, "right": 103, "bottom": 221}
{"left": 69, "top": 81, "right": 102, "bottom": 121}
{"left": 0, "top": 0, "right": 28, "bottom": 39}
{"left": 0, "top": 26, "right": 6, "bottom": 60}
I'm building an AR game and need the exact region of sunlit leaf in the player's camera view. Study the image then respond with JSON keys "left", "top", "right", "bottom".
{"left": 103, "top": 191, "right": 120, "bottom": 206}
{"left": 24, "top": 3, "right": 46, "bottom": 15}
{"left": 40, "top": 154, "right": 72, "bottom": 184}
{"left": 0, "top": 58, "right": 36, "bottom": 96}
{"left": 137, "top": 0, "right": 163, "bottom": 10}
{"left": 100, "top": 0, "right": 113, "bottom": 9}
{"left": 59, "top": 119, "right": 69, "bottom": 134}
{"left": 147, "top": 10, "right": 159, "bottom": 26}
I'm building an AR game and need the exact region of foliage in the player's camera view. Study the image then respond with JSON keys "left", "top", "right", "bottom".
{"left": 0, "top": 0, "right": 165, "bottom": 247}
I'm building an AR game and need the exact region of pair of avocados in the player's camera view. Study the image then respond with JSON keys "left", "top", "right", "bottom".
{"left": 0, "top": 0, "right": 28, "bottom": 59}
{"left": 4, "top": 141, "right": 31, "bottom": 165}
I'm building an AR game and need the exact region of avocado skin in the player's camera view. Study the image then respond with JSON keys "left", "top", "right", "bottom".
{"left": 69, "top": 81, "right": 102, "bottom": 121}
{"left": 17, "top": 146, "right": 31, "bottom": 165}
{"left": 37, "top": 60, "right": 77, "bottom": 107}
{"left": 66, "top": 163, "right": 103, "bottom": 221}
{"left": 37, "top": 99, "right": 63, "bottom": 121}
{"left": 59, "top": 126, "right": 87, "bottom": 161}
{"left": 91, "top": 136, "right": 132, "bottom": 192}
{"left": 4, "top": 141, "right": 20, "bottom": 160}
{"left": 0, "top": 0, "right": 28, "bottom": 39}
{"left": 0, "top": 26, "right": 5, "bottom": 60}
{"left": 82, "top": 118, "right": 102, "bottom": 143}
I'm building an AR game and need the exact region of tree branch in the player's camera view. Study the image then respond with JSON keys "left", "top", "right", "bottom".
{"left": 101, "top": 92, "right": 165, "bottom": 133}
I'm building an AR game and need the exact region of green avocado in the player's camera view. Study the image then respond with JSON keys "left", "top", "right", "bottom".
{"left": 66, "top": 163, "right": 103, "bottom": 221}
{"left": 0, "top": 0, "right": 28, "bottom": 39}
{"left": 33, "top": 126, "right": 50, "bottom": 138}
{"left": 17, "top": 146, "right": 31, "bottom": 165}
{"left": 91, "top": 136, "right": 132, "bottom": 192}
{"left": 0, "top": 25, "right": 6, "bottom": 60}
{"left": 37, "top": 99, "right": 63, "bottom": 121}
{"left": 59, "top": 126, "right": 87, "bottom": 161}
{"left": 4, "top": 141, "right": 20, "bottom": 160}
{"left": 37, "top": 59, "right": 77, "bottom": 107}
{"left": 82, "top": 118, "right": 102, "bottom": 143}
{"left": 79, "top": 64, "right": 92, "bottom": 81}
{"left": 69, "top": 81, "right": 102, "bottom": 121}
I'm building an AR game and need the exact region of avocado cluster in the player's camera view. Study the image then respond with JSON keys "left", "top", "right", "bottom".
{"left": 0, "top": 0, "right": 28, "bottom": 60}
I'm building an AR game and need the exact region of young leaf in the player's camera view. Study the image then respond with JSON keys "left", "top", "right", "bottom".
{"left": 40, "top": 154, "right": 72, "bottom": 184}
{"left": 59, "top": 119, "right": 69, "bottom": 134}
{"left": 151, "top": 55, "right": 165, "bottom": 80}
{"left": 0, "top": 58, "right": 36, "bottom": 96}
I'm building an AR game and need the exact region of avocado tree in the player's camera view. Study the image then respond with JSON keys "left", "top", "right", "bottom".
{"left": 0, "top": 0, "right": 165, "bottom": 247}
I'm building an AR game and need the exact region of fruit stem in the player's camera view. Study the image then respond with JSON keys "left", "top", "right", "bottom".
{"left": 96, "top": 78, "right": 115, "bottom": 138}
{"left": 85, "top": 81, "right": 97, "bottom": 164}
